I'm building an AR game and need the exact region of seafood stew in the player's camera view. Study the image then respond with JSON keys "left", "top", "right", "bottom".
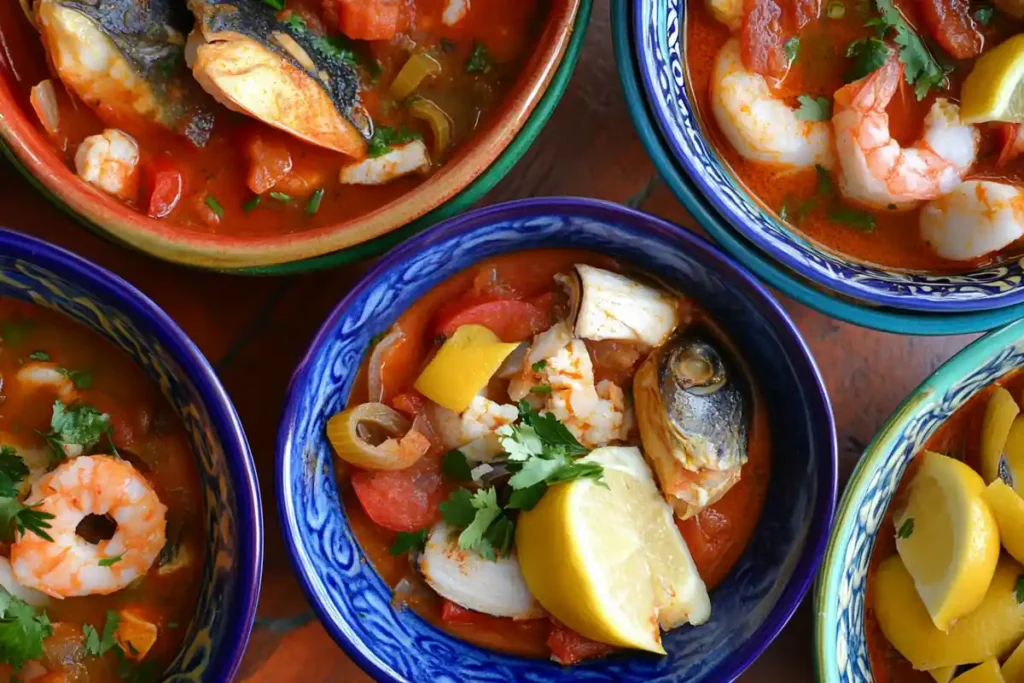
{"left": 328, "top": 250, "right": 771, "bottom": 663}
{"left": 865, "top": 369, "right": 1024, "bottom": 682}
{"left": 688, "top": 0, "right": 1024, "bottom": 271}
{"left": 0, "top": 298, "right": 204, "bottom": 681}
{"left": 3, "top": 0, "right": 546, "bottom": 237}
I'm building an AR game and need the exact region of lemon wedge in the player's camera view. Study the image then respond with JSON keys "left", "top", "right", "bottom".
{"left": 929, "top": 667, "right": 957, "bottom": 683}
{"left": 981, "top": 387, "right": 1020, "bottom": 485}
{"left": 515, "top": 446, "right": 710, "bottom": 653}
{"left": 1003, "top": 638, "right": 1024, "bottom": 682}
{"left": 413, "top": 325, "right": 520, "bottom": 414}
{"left": 999, "top": 416, "right": 1024, "bottom": 497}
{"left": 952, "top": 658, "right": 1005, "bottom": 683}
{"left": 961, "top": 34, "right": 1024, "bottom": 123}
{"left": 875, "top": 555, "right": 1024, "bottom": 670}
{"left": 894, "top": 451, "right": 1000, "bottom": 632}
{"left": 984, "top": 480, "right": 1024, "bottom": 565}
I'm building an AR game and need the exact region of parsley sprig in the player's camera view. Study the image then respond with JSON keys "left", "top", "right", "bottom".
{"left": 38, "top": 400, "right": 116, "bottom": 467}
{"left": 0, "top": 447, "right": 54, "bottom": 543}
{"left": 83, "top": 610, "right": 121, "bottom": 657}
{"left": 0, "top": 588, "right": 51, "bottom": 670}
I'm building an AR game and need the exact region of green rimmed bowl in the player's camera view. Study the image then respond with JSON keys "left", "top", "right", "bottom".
{"left": 0, "top": 0, "right": 591, "bottom": 273}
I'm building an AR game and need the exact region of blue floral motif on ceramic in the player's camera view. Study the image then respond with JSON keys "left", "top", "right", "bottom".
{"left": 631, "top": 0, "right": 1024, "bottom": 313}
{"left": 815, "top": 321, "right": 1024, "bottom": 681}
{"left": 0, "top": 229, "right": 262, "bottom": 683}
{"left": 278, "top": 198, "right": 838, "bottom": 683}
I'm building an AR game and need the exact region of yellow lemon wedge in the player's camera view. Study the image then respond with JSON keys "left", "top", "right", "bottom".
{"left": 1000, "top": 416, "right": 1024, "bottom": 497}
{"left": 413, "top": 324, "right": 520, "bottom": 414}
{"left": 515, "top": 446, "right": 710, "bottom": 653}
{"left": 930, "top": 667, "right": 957, "bottom": 683}
{"left": 961, "top": 34, "right": 1024, "bottom": 124}
{"left": 981, "top": 387, "right": 1020, "bottom": 485}
{"left": 952, "top": 658, "right": 1005, "bottom": 683}
{"left": 874, "top": 555, "right": 1024, "bottom": 670}
{"left": 984, "top": 480, "right": 1024, "bottom": 565}
{"left": 894, "top": 451, "right": 1000, "bottom": 631}
{"left": 1003, "top": 638, "right": 1024, "bottom": 682}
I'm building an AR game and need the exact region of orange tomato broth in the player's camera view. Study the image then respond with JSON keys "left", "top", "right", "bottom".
{"left": 0, "top": 299, "right": 204, "bottom": 680}
{"left": 339, "top": 249, "right": 772, "bottom": 658}
{"left": 686, "top": 0, "right": 1024, "bottom": 272}
{"left": 863, "top": 368, "right": 1024, "bottom": 683}
{"left": 0, "top": 0, "right": 543, "bottom": 237}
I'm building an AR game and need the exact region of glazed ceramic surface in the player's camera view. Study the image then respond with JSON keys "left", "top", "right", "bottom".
{"left": 0, "top": 0, "right": 588, "bottom": 272}
{"left": 630, "top": 0, "right": 1024, "bottom": 314}
{"left": 277, "top": 198, "right": 838, "bottom": 683}
{"left": 814, "top": 321, "right": 1024, "bottom": 682}
{"left": 0, "top": 229, "right": 262, "bottom": 682}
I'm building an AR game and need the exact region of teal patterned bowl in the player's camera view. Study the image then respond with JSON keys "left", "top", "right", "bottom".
{"left": 0, "top": 228, "right": 262, "bottom": 681}
{"left": 814, "top": 321, "right": 1024, "bottom": 681}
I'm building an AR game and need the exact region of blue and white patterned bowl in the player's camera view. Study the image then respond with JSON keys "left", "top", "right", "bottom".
{"left": 0, "top": 229, "right": 263, "bottom": 682}
{"left": 814, "top": 321, "right": 1024, "bottom": 681}
{"left": 277, "top": 198, "right": 838, "bottom": 682}
{"left": 630, "top": 0, "right": 1024, "bottom": 314}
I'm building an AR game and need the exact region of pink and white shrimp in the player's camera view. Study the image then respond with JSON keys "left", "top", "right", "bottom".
{"left": 11, "top": 455, "right": 166, "bottom": 598}
{"left": 832, "top": 59, "right": 978, "bottom": 210}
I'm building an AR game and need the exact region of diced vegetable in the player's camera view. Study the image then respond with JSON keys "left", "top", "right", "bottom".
{"left": 465, "top": 41, "right": 493, "bottom": 74}
{"left": 327, "top": 403, "right": 431, "bottom": 470}
{"left": 413, "top": 325, "right": 520, "bottom": 413}
{"left": 350, "top": 456, "right": 446, "bottom": 532}
{"left": 245, "top": 133, "right": 293, "bottom": 195}
{"left": 29, "top": 80, "right": 60, "bottom": 136}
{"left": 981, "top": 387, "right": 1019, "bottom": 484}
{"left": 114, "top": 607, "right": 158, "bottom": 660}
{"left": 333, "top": 0, "right": 409, "bottom": 41}
{"left": 390, "top": 53, "right": 442, "bottom": 100}
{"left": 143, "top": 157, "right": 185, "bottom": 219}
{"left": 918, "top": 0, "right": 983, "bottom": 60}
{"left": 391, "top": 392, "right": 428, "bottom": 417}
{"left": 982, "top": 480, "right": 1024, "bottom": 565}
{"left": 408, "top": 98, "right": 453, "bottom": 158}
{"left": 433, "top": 299, "right": 550, "bottom": 343}
{"left": 547, "top": 619, "right": 618, "bottom": 665}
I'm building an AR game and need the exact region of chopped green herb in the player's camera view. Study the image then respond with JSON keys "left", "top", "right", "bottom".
{"left": 506, "top": 482, "right": 548, "bottom": 511}
{"left": 815, "top": 164, "right": 836, "bottom": 197}
{"left": 83, "top": 610, "right": 120, "bottom": 657}
{"left": 826, "top": 1, "right": 846, "bottom": 18}
{"left": 0, "top": 588, "right": 52, "bottom": 669}
{"left": 829, "top": 207, "right": 877, "bottom": 232}
{"left": 531, "top": 360, "right": 547, "bottom": 372}
{"left": 974, "top": 4, "right": 994, "bottom": 24}
{"left": 262, "top": 0, "right": 284, "bottom": 9}
{"left": 530, "top": 384, "right": 553, "bottom": 395}
{"left": 312, "top": 35, "right": 359, "bottom": 67}
{"left": 442, "top": 449, "right": 473, "bottom": 481}
{"left": 204, "top": 195, "right": 224, "bottom": 219}
{"left": 784, "top": 37, "right": 800, "bottom": 63}
{"left": 40, "top": 401, "right": 112, "bottom": 466}
{"left": 868, "top": 0, "right": 951, "bottom": 99}
{"left": 439, "top": 488, "right": 477, "bottom": 528}
{"left": 305, "top": 188, "right": 325, "bottom": 216}
{"left": 155, "top": 54, "right": 180, "bottom": 79}
{"left": 167, "top": 622, "right": 179, "bottom": 629}
{"left": 844, "top": 37, "right": 894, "bottom": 82}
{"left": 1016, "top": 575, "right": 1024, "bottom": 604}
{"left": 0, "top": 447, "right": 28, "bottom": 499}
{"left": 269, "top": 191, "right": 292, "bottom": 203}
{"left": 367, "top": 126, "right": 423, "bottom": 158}
{"left": 896, "top": 517, "right": 914, "bottom": 539}
{"left": 465, "top": 41, "right": 494, "bottom": 73}
{"left": 57, "top": 367, "right": 93, "bottom": 390}
{"left": 780, "top": 196, "right": 815, "bottom": 224}
{"left": 389, "top": 528, "right": 428, "bottom": 556}
{"left": 98, "top": 554, "right": 123, "bottom": 567}
{"left": 795, "top": 95, "right": 832, "bottom": 122}
{"left": 457, "top": 488, "right": 507, "bottom": 560}
{"left": 0, "top": 498, "right": 54, "bottom": 543}
{"left": 27, "top": 351, "right": 49, "bottom": 362}
{"left": 242, "top": 196, "right": 261, "bottom": 213}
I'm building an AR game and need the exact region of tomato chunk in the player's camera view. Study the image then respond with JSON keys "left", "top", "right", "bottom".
{"left": 244, "top": 132, "right": 293, "bottom": 195}
{"left": 995, "top": 122, "right": 1022, "bottom": 167}
{"left": 329, "top": 0, "right": 409, "bottom": 41}
{"left": 142, "top": 157, "right": 184, "bottom": 219}
{"left": 919, "top": 0, "right": 983, "bottom": 59}
{"left": 547, "top": 620, "right": 618, "bottom": 665}
{"left": 351, "top": 457, "right": 446, "bottom": 532}
{"left": 435, "top": 299, "right": 550, "bottom": 343}
{"left": 741, "top": 0, "right": 818, "bottom": 80}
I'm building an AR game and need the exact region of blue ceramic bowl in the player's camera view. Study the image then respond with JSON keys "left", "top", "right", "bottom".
{"left": 277, "top": 198, "right": 838, "bottom": 682}
{"left": 814, "top": 321, "right": 1024, "bottom": 682}
{"left": 628, "top": 0, "right": 1024, "bottom": 316}
{"left": 0, "top": 229, "right": 263, "bottom": 682}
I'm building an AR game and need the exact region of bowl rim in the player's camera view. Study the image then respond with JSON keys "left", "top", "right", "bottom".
{"left": 629, "top": 0, "right": 1024, "bottom": 315}
{"left": 0, "top": 227, "right": 263, "bottom": 682}
{"left": 276, "top": 196, "right": 839, "bottom": 682}
{"left": 0, "top": 1, "right": 580, "bottom": 271}
{"left": 811, "top": 318, "right": 1024, "bottom": 682}
{"left": 610, "top": 0, "right": 1024, "bottom": 335}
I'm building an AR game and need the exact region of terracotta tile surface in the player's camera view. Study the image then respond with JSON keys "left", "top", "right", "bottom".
{"left": 0, "top": 2, "right": 975, "bottom": 680}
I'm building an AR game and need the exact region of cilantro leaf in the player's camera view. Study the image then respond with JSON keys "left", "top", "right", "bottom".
{"left": 57, "top": 367, "right": 93, "bottom": 390}
{"left": 0, "top": 447, "right": 28, "bottom": 498}
{"left": 815, "top": 164, "right": 835, "bottom": 197}
{"left": 465, "top": 41, "right": 493, "bottom": 74}
{"left": 508, "top": 454, "right": 567, "bottom": 490}
{"left": 497, "top": 423, "right": 544, "bottom": 462}
{"left": 441, "top": 450, "right": 473, "bottom": 481}
{"left": 0, "top": 499, "right": 54, "bottom": 543}
{"left": 439, "top": 488, "right": 477, "bottom": 528}
{"left": 389, "top": 528, "right": 428, "bottom": 556}
{"left": 484, "top": 515, "right": 515, "bottom": 560}
{"left": 780, "top": 196, "right": 815, "bottom": 224}
{"left": 530, "top": 384, "right": 553, "bottom": 394}
{"left": 829, "top": 207, "right": 877, "bottom": 231}
{"left": 367, "top": 126, "right": 423, "bottom": 158}
{"left": 83, "top": 610, "right": 120, "bottom": 657}
{"left": 867, "top": 0, "right": 950, "bottom": 99}
{"left": 896, "top": 517, "right": 914, "bottom": 539}
{"left": 784, "top": 37, "right": 800, "bottom": 63}
{"left": 506, "top": 482, "right": 548, "bottom": 511}
{"left": 26, "top": 351, "right": 49, "bottom": 362}
{"left": 844, "top": 37, "right": 893, "bottom": 82}
{"left": 795, "top": 95, "right": 832, "bottom": 121}
{"left": 547, "top": 461, "right": 606, "bottom": 485}
{"left": 531, "top": 360, "right": 547, "bottom": 372}
{"left": 0, "top": 588, "right": 52, "bottom": 669}
{"left": 40, "top": 400, "right": 112, "bottom": 465}
{"left": 457, "top": 488, "right": 503, "bottom": 554}
{"left": 516, "top": 401, "right": 588, "bottom": 456}
{"left": 1016, "top": 575, "right": 1024, "bottom": 604}
{"left": 262, "top": 0, "right": 284, "bottom": 9}
{"left": 974, "top": 4, "right": 994, "bottom": 24}
{"left": 98, "top": 554, "right": 123, "bottom": 567}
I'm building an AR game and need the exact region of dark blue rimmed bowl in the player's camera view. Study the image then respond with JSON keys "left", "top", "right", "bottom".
{"left": 613, "top": 0, "right": 1024, "bottom": 334}
{"left": 277, "top": 198, "right": 837, "bottom": 682}
{"left": 0, "top": 229, "right": 262, "bottom": 682}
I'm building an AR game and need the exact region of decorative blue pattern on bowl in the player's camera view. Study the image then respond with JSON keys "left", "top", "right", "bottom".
{"left": 278, "top": 198, "right": 838, "bottom": 683}
{"left": 631, "top": 0, "right": 1024, "bottom": 314}
{"left": 0, "top": 229, "right": 262, "bottom": 683}
{"left": 815, "top": 321, "right": 1024, "bottom": 681}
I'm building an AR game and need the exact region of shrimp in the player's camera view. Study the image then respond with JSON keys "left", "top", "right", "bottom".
{"left": 11, "top": 455, "right": 166, "bottom": 598}
{"left": 707, "top": 0, "right": 742, "bottom": 31}
{"left": 14, "top": 362, "right": 78, "bottom": 404}
{"left": 832, "top": 59, "right": 978, "bottom": 210}
{"left": 920, "top": 181, "right": 1024, "bottom": 261}
{"left": 74, "top": 129, "right": 139, "bottom": 199}
{"left": 710, "top": 39, "right": 834, "bottom": 169}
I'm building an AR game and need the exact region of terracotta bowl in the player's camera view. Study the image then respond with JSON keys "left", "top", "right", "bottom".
{"left": 0, "top": 1, "right": 586, "bottom": 272}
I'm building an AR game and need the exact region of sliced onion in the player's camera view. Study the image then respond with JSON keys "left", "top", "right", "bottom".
{"left": 408, "top": 97, "right": 452, "bottom": 158}
{"left": 495, "top": 342, "right": 528, "bottom": 379}
{"left": 30, "top": 80, "right": 60, "bottom": 136}
{"left": 326, "top": 403, "right": 429, "bottom": 470}
{"left": 367, "top": 328, "right": 404, "bottom": 403}
{"left": 390, "top": 53, "right": 441, "bottom": 100}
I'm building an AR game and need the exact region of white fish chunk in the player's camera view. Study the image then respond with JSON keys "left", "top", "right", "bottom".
{"left": 340, "top": 141, "right": 431, "bottom": 185}
{"left": 443, "top": 0, "right": 470, "bottom": 25}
